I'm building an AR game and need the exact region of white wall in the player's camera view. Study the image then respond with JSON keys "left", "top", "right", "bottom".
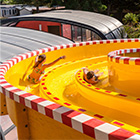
{"left": 20, "top": 8, "right": 32, "bottom": 15}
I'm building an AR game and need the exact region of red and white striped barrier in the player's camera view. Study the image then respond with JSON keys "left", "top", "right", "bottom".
{"left": 0, "top": 39, "right": 140, "bottom": 140}
{"left": 108, "top": 48, "right": 140, "bottom": 65}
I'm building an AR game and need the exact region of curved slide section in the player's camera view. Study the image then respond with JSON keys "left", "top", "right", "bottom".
{"left": 1, "top": 39, "right": 140, "bottom": 139}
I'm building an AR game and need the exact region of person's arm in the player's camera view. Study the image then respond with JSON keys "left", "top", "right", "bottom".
{"left": 35, "top": 55, "right": 39, "bottom": 63}
{"left": 43, "top": 56, "right": 65, "bottom": 68}
{"left": 82, "top": 67, "right": 88, "bottom": 79}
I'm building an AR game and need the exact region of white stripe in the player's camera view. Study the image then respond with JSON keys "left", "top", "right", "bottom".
{"left": 6, "top": 86, "right": 17, "bottom": 91}
{"left": 126, "top": 134, "right": 140, "bottom": 140}
{"left": 88, "top": 41, "right": 93, "bottom": 45}
{"left": 68, "top": 43, "right": 74, "bottom": 48}
{"left": 16, "top": 56, "right": 22, "bottom": 62}
{"left": 95, "top": 41, "right": 100, "bottom": 44}
{"left": 5, "top": 87, "right": 17, "bottom": 98}
{"left": 94, "top": 123, "right": 119, "bottom": 140}
{"left": 50, "top": 47, "right": 54, "bottom": 51}
{"left": 0, "top": 79, "right": 6, "bottom": 82}
{"left": 126, "top": 49, "right": 130, "bottom": 53}
{"left": 1, "top": 64, "right": 10, "bottom": 69}
{"left": 61, "top": 44, "right": 67, "bottom": 49}
{"left": 129, "top": 58, "right": 137, "bottom": 65}
{"left": 26, "top": 52, "right": 32, "bottom": 58}
{"left": 10, "top": 58, "right": 17, "bottom": 64}
{"left": 37, "top": 100, "right": 54, "bottom": 115}
{"left": 1, "top": 83, "right": 11, "bottom": 87}
{"left": 75, "top": 43, "right": 80, "bottom": 47}
{"left": 0, "top": 72, "right": 4, "bottom": 75}
{"left": 35, "top": 49, "right": 43, "bottom": 54}
{"left": 0, "top": 69, "right": 6, "bottom": 73}
{"left": 42, "top": 47, "right": 50, "bottom": 52}
{"left": 132, "top": 48, "right": 137, "bottom": 53}
{"left": 25, "top": 95, "right": 39, "bottom": 108}
{"left": 5, "top": 90, "right": 10, "bottom": 98}
{"left": 14, "top": 91, "right": 27, "bottom": 103}
{"left": 53, "top": 106, "right": 71, "bottom": 123}
{"left": 55, "top": 45, "right": 61, "bottom": 50}
{"left": 20, "top": 54, "right": 27, "bottom": 60}
{"left": 7, "top": 61, "right": 14, "bottom": 67}
{"left": 72, "top": 114, "right": 93, "bottom": 133}
{"left": 82, "top": 42, "right": 87, "bottom": 46}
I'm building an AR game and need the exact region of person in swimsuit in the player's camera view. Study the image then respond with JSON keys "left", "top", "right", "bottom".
{"left": 83, "top": 67, "right": 103, "bottom": 84}
{"left": 27, "top": 54, "right": 65, "bottom": 83}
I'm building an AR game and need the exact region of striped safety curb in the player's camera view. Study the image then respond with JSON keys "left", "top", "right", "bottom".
{"left": 0, "top": 39, "right": 140, "bottom": 140}
{"left": 108, "top": 48, "right": 140, "bottom": 65}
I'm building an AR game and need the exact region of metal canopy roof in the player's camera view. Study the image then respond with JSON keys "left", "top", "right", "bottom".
{"left": 0, "top": 27, "right": 73, "bottom": 63}
{"left": 7, "top": 10, "right": 123, "bottom": 35}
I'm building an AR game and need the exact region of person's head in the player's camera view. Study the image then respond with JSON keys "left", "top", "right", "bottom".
{"left": 87, "top": 71, "right": 94, "bottom": 80}
{"left": 33, "top": 54, "right": 46, "bottom": 68}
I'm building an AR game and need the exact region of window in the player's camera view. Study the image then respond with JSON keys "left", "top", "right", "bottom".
{"left": 72, "top": 25, "right": 82, "bottom": 42}
{"left": 91, "top": 32, "right": 101, "bottom": 40}
{"left": 82, "top": 28, "right": 92, "bottom": 41}
{"left": 62, "top": 24, "right": 72, "bottom": 40}
{"left": 9, "top": 10, "right": 11, "bottom": 15}
{"left": 12, "top": 9, "right": 15, "bottom": 14}
{"left": 4, "top": 10, "right": 6, "bottom": 15}
{"left": 105, "top": 32, "right": 115, "bottom": 39}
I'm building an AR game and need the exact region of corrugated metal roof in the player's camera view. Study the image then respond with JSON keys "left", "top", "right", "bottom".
{"left": 0, "top": 27, "right": 73, "bottom": 63}
{"left": 12, "top": 10, "right": 123, "bottom": 35}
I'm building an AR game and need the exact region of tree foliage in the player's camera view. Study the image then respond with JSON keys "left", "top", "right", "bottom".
{"left": 50, "top": 0, "right": 107, "bottom": 13}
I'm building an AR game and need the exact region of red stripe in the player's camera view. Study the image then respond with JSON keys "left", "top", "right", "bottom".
{"left": 92, "top": 41, "right": 97, "bottom": 44}
{"left": 124, "top": 58, "right": 129, "bottom": 64}
{"left": 115, "top": 57, "right": 120, "bottom": 63}
{"left": 13, "top": 57, "right": 19, "bottom": 63}
{"left": 60, "top": 45, "right": 64, "bottom": 49}
{"left": 100, "top": 40, "right": 103, "bottom": 44}
{"left": 135, "top": 59, "right": 140, "bottom": 65}
{"left": 83, "top": 118, "right": 105, "bottom": 138}
{"left": 9, "top": 88, "right": 22, "bottom": 99}
{"left": 120, "top": 39, "right": 124, "bottom": 42}
{"left": 113, "top": 121, "right": 124, "bottom": 126}
{"left": 3, "top": 85, "right": 13, "bottom": 89}
{"left": 18, "top": 55, "right": 24, "bottom": 61}
{"left": 53, "top": 46, "right": 58, "bottom": 50}
{"left": 73, "top": 44, "right": 76, "bottom": 47}
{"left": 9, "top": 91, "right": 14, "bottom": 99}
{"left": 30, "top": 52, "right": 34, "bottom": 57}
{"left": 31, "top": 98, "right": 46, "bottom": 111}
{"left": 106, "top": 40, "right": 110, "bottom": 43}
{"left": 127, "top": 39, "right": 132, "bottom": 42}
{"left": 0, "top": 81, "right": 7, "bottom": 84}
{"left": 8, "top": 60, "right": 15, "bottom": 66}
{"left": 47, "top": 48, "right": 51, "bottom": 51}
{"left": 109, "top": 128, "right": 134, "bottom": 140}
{"left": 66, "top": 45, "right": 70, "bottom": 48}
{"left": 62, "top": 110, "right": 81, "bottom": 127}
{"left": 113, "top": 40, "right": 118, "bottom": 43}
{"left": 45, "top": 104, "right": 62, "bottom": 118}
{"left": 86, "top": 42, "right": 90, "bottom": 45}
{"left": 94, "top": 114, "right": 104, "bottom": 118}
{"left": 19, "top": 93, "right": 33, "bottom": 105}
{"left": 79, "top": 43, "right": 83, "bottom": 46}
{"left": 41, "top": 48, "right": 46, "bottom": 53}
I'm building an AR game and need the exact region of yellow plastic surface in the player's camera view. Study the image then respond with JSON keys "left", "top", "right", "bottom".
{"left": 4, "top": 41, "right": 140, "bottom": 135}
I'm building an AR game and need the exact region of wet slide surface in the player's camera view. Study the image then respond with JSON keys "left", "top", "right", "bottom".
{"left": 17, "top": 55, "right": 140, "bottom": 134}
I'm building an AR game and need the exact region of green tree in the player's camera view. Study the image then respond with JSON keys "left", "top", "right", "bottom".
{"left": 123, "top": 13, "right": 138, "bottom": 26}
{"left": 50, "top": 0, "right": 107, "bottom": 13}
{"left": 101, "top": 0, "right": 140, "bottom": 20}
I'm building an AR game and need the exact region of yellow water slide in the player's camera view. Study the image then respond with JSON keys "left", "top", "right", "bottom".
{"left": 1, "top": 39, "right": 140, "bottom": 139}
